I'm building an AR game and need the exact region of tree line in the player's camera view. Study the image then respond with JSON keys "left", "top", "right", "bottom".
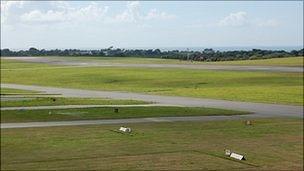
{"left": 1, "top": 47, "right": 303, "bottom": 62}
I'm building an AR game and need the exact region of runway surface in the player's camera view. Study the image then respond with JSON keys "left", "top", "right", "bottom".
{"left": 1, "top": 104, "right": 178, "bottom": 111}
{"left": 1, "top": 83, "right": 302, "bottom": 128}
{"left": 3, "top": 57, "right": 302, "bottom": 73}
{"left": 1, "top": 114, "right": 269, "bottom": 129}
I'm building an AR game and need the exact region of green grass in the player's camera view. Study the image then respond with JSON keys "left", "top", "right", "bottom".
{"left": 1, "top": 118, "right": 302, "bottom": 170}
{"left": 0, "top": 58, "right": 55, "bottom": 69}
{"left": 1, "top": 97, "right": 148, "bottom": 107}
{"left": 1, "top": 106, "right": 247, "bottom": 123}
{"left": 0, "top": 88, "right": 39, "bottom": 94}
{"left": 208, "top": 56, "right": 304, "bottom": 67}
{"left": 1, "top": 59, "right": 303, "bottom": 105}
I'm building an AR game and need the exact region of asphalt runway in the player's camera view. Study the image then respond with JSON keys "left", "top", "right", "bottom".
{"left": 1, "top": 83, "right": 302, "bottom": 128}
{"left": 3, "top": 57, "right": 303, "bottom": 73}
{"left": 1, "top": 114, "right": 268, "bottom": 129}
{"left": 1, "top": 104, "right": 179, "bottom": 111}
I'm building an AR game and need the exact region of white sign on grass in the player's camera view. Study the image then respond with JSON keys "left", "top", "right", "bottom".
{"left": 119, "top": 127, "right": 132, "bottom": 133}
{"left": 230, "top": 152, "right": 245, "bottom": 160}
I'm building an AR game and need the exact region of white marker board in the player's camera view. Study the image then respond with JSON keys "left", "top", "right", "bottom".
{"left": 230, "top": 153, "right": 245, "bottom": 160}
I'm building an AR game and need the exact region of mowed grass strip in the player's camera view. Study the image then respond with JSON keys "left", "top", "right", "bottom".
{"left": 1, "top": 118, "right": 302, "bottom": 170}
{"left": 2, "top": 60, "right": 303, "bottom": 105}
{"left": 0, "top": 88, "right": 40, "bottom": 94}
{"left": 1, "top": 97, "right": 148, "bottom": 107}
{"left": 0, "top": 59, "right": 54, "bottom": 69}
{"left": 1, "top": 106, "right": 247, "bottom": 123}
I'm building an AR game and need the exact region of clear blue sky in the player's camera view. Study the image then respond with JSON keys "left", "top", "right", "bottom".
{"left": 1, "top": 1, "right": 303, "bottom": 50}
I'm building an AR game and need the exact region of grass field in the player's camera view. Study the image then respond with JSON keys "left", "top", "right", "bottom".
{"left": 1, "top": 106, "right": 247, "bottom": 123}
{"left": 0, "top": 58, "right": 55, "bottom": 69}
{"left": 1, "top": 57, "right": 302, "bottom": 170}
{"left": 1, "top": 118, "right": 302, "bottom": 170}
{"left": 0, "top": 88, "right": 39, "bottom": 94}
{"left": 1, "top": 97, "right": 148, "bottom": 107}
{"left": 1, "top": 59, "right": 302, "bottom": 105}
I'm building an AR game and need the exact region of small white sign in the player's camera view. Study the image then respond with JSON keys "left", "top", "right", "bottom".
{"left": 119, "top": 127, "right": 132, "bottom": 133}
{"left": 230, "top": 152, "right": 245, "bottom": 160}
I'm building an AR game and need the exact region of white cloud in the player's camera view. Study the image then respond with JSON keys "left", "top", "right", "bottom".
{"left": 1, "top": 1, "right": 26, "bottom": 24}
{"left": 217, "top": 11, "right": 280, "bottom": 28}
{"left": 50, "top": 1, "right": 69, "bottom": 9}
{"left": 256, "top": 19, "right": 280, "bottom": 27}
{"left": 2, "top": 1, "right": 174, "bottom": 25}
{"left": 20, "top": 2, "right": 108, "bottom": 24}
{"left": 113, "top": 1, "right": 175, "bottom": 23}
{"left": 145, "top": 9, "right": 176, "bottom": 20}
{"left": 21, "top": 10, "right": 65, "bottom": 23}
{"left": 218, "top": 11, "right": 248, "bottom": 27}
{"left": 1, "top": 1, "right": 25, "bottom": 12}
{"left": 114, "top": 1, "right": 141, "bottom": 23}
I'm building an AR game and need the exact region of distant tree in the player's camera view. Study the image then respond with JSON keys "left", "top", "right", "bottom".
{"left": 1, "top": 49, "right": 12, "bottom": 56}
{"left": 1, "top": 47, "right": 302, "bottom": 61}
{"left": 28, "top": 47, "right": 40, "bottom": 56}
{"left": 297, "top": 49, "right": 304, "bottom": 56}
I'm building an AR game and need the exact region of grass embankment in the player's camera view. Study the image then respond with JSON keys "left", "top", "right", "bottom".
{"left": 2, "top": 59, "right": 302, "bottom": 105}
{"left": 1, "top": 118, "right": 302, "bottom": 170}
{"left": 1, "top": 106, "right": 247, "bottom": 123}
{"left": 1, "top": 97, "right": 148, "bottom": 107}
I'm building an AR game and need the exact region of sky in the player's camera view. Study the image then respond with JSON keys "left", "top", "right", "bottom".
{"left": 1, "top": 1, "right": 303, "bottom": 50}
